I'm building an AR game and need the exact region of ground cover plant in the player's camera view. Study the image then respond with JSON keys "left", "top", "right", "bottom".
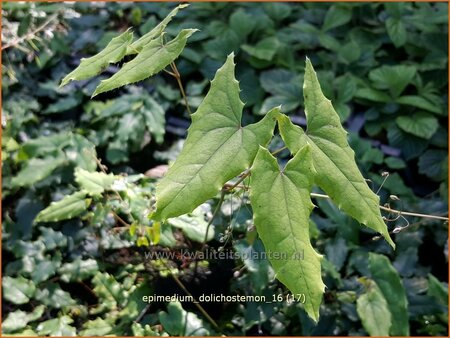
{"left": 2, "top": 2, "right": 448, "bottom": 336}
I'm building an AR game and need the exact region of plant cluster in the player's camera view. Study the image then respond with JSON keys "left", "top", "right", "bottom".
{"left": 2, "top": 2, "right": 448, "bottom": 336}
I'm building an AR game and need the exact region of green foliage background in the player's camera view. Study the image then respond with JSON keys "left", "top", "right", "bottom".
{"left": 2, "top": 2, "right": 448, "bottom": 336}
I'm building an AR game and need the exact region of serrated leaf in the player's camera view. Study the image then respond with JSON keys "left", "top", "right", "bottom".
{"left": 2, "top": 276, "right": 36, "bottom": 305}
{"left": 159, "top": 301, "right": 210, "bottom": 336}
{"left": 249, "top": 145, "right": 325, "bottom": 322}
{"left": 59, "top": 258, "right": 99, "bottom": 282}
{"left": 2, "top": 305, "right": 45, "bottom": 333}
{"left": 36, "top": 316, "right": 76, "bottom": 336}
{"left": 11, "top": 156, "right": 66, "bottom": 188}
{"left": 369, "top": 253, "right": 409, "bottom": 335}
{"left": 79, "top": 318, "right": 113, "bottom": 336}
{"left": 278, "top": 59, "right": 394, "bottom": 248}
{"left": 126, "top": 4, "right": 189, "bottom": 55}
{"left": 34, "top": 191, "right": 91, "bottom": 223}
{"left": 93, "top": 29, "right": 197, "bottom": 97}
{"left": 92, "top": 272, "right": 126, "bottom": 310}
{"left": 396, "top": 112, "right": 438, "bottom": 139}
{"left": 60, "top": 29, "right": 133, "bottom": 87}
{"left": 356, "top": 279, "right": 392, "bottom": 336}
{"left": 34, "top": 283, "right": 76, "bottom": 309}
{"left": 74, "top": 167, "right": 116, "bottom": 195}
{"left": 152, "top": 54, "right": 279, "bottom": 221}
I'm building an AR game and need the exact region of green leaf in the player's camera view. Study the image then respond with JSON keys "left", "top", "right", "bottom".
{"left": 31, "top": 255, "right": 61, "bottom": 283}
{"left": 168, "top": 205, "right": 214, "bottom": 242}
{"left": 229, "top": 9, "right": 255, "bottom": 39}
{"left": 427, "top": 273, "right": 448, "bottom": 306}
{"left": 92, "top": 272, "right": 126, "bottom": 310}
{"left": 159, "top": 301, "right": 211, "bottom": 336}
{"left": 386, "top": 17, "right": 407, "bottom": 47}
{"left": 241, "top": 37, "right": 280, "bottom": 61}
{"left": 2, "top": 305, "right": 45, "bottom": 333}
{"left": 152, "top": 54, "right": 279, "bottom": 221}
{"left": 74, "top": 167, "right": 116, "bottom": 195}
{"left": 11, "top": 156, "right": 66, "bottom": 188}
{"left": 369, "top": 253, "right": 409, "bottom": 335}
{"left": 322, "top": 5, "right": 352, "bottom": 32}
{"left": 34, "top": 283, "right": 76, "bottom": 309}
{"left": 92, "top": 29, "right": 197, "bottom": 97}
{"left": 36, "top": 316, "right": 76, "bottom": 336}
{"left": 2, "top": 276, "right": 36, "bottom": 305}
{"left": 43, "top": 96, "right": 82, "bottom": 114}
{"left": 278, "top": 59, "right": 394, "bottom": 248}
{"left": 356, "top": 279, "right": 392, "bottom": 337}
{"left": 59, "top": 258, "right": 99, "bottom": 282}
{"left": 60, "top": 29, "right": 133, "bottom": 87}
{"left": 368, "top": 65, "right": 416, "bottom": 98}
{"left": 79, "top": 318, "right": 113, "bottom": 336}
{"left": 34, "top": 191, "right": 91, "bottom": 223}
{"left": 418, "top": 150, "right": 447, "bottom": 180}
{"left": 396, "top": 95, "right": 443, "bottom": 115}
{"left": 126, "top": 4, "right": 189, "bottom": 55}
{"left": 355, "top": 87, "right": 391, "bottom": 103}
{"left": 396, "top": 112, "right": 438, "bottom": 139}
{"left": 249, "top": 145, "right": 325, "bottom": 322}
{"left": 39, "top": 227, "right": 67, "bottom": 250}
{"left": 66, "top": 134, "right": 98, "bottom": 171}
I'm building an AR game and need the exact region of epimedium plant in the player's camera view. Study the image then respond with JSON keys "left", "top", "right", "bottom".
{"left": 36, "top": 3, "right": 411, "bottom": 325}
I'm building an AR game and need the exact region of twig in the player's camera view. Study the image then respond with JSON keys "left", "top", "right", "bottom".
{"left": 170, "top": 62, "right": 193, "bottom": 115}
{"left": 202, "top": 190, "right": 226, "bottom": 246}
{"left": 310, "top": 192, "right": 448, "bottom": 221}
{"left": 159, "top": 260, "right": 221, "bottom": 332}
{"left": 2, "top": 12, "right": 59, "bottom": 51}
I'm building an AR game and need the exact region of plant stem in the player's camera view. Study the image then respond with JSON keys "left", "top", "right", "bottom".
{"left": 271, "top": 146, "right": 287, "bottom": 156}
{"left": 202, "top": 190, "right": 226, "bottom": 246}
{"left": 2, "top": 12, "right": 59, "bottom": 51}
{"left": 170, "top": 62, "right": 193, "bottom": 115}
{"left": 159, "top": 260, "right": 220, "bottom": 331}
{"left": 310, "top": 192, "right": 449, "bottom": 221}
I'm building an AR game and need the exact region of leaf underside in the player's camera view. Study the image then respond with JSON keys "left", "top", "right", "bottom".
{"left": 93, "top": 29, "right": 197, "bottom": 97}
{"left": 152, "top": 54, "right": 279, "bottom": 221}
{"left": 60, "top": 29, "right": 133, "bottom": 87}
{"left": 250, "top": 145, "right": 325, "bottom": 322}
{"left": 35, "top": 191, "right": 91, "bottom": 223}
{"left": 278, "top": 58, "right": 394, "bottom": 248}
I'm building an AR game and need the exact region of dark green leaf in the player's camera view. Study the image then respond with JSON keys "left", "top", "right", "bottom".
{"left": 369, "top": 253, "right": 409, "bottom": 336}
{"left": 396, "top": 112, "right": 438, "bottom": 139}
{"left": 322, "top": 5, "right": 352, "bottom": 32}
{"left": 386, "top": 18, "right": 407, "bottom": 47}
{"left": 356, "top": 279, "right": 392, "bottom": 336}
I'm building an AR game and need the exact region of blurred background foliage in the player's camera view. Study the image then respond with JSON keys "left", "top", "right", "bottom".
{"left": 2, "top": 2, "right": 448, "bottom": 336}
